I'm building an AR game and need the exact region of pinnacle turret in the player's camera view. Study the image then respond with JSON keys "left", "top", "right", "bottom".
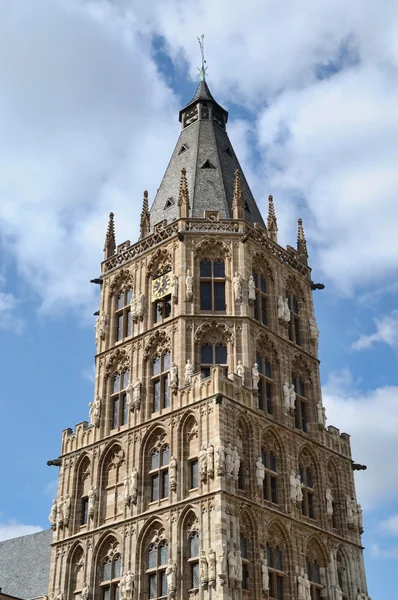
{"left": 232, "top": 169, "right": 244, "bottom": 219}
{"left": 178, "top": 168, "right": 190, "bottom": 218}
{"left": 267, "top": 194, "right": 278, "bottom": 243}
{"left": 103, "top": 212, "right": 116, "bottom": 259}
{"left": 140, "top": 191, "right": 150, "bottom": 239}
{"left": 297, "top": 217, "right": 308, "bottom": 265}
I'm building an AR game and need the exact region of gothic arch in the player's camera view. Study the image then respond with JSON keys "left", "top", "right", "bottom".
{"left": 304, "top": 535, "right": 328, "bottom": 567}
{"left": 109, "top": 268, "right": 134, "bottom": 296}
{"left": 285, "top": 274, "right": 305, "bottom": 301}
{"left": 146, "top": 247, "right": 172, "bottom": 277}
{"left": 104, "top": 348, "right": 130, "bottom": 378}
{"left": 291, "top": 353, "right": 313, "bottom": 382}
{"left": 73, "top": 453, "right": 91, "bottom": 531}
{"left": 256, "top": 331, "right": 280, "bottom": 363}
{"left": 194, "top": 320, "right": 234, "bottom": 345}
{"left": 98, "top": 443, "right": 126, "bottom": 525}
{"left": 177, "top": 410, "right": 199, "bottom": 441}
{"left": 297, "top": 444, "right": 319, "bottom": 474}
{"left": 143, "top": 329, "right": 171, "bottom": 360}
{"left": 136, "top": 517, "right": 169, "bottom": 598}
{"left": 251, "top": 251, "right": 275, "bottom": 281}
{"left": 194, "top": 237, "right": 231, "bottom": 259}
{"left": 178, "top": 505, "right": 200, "bottom": 534}
{"left": 66, "top": 543, "right": 85, "bottom": 595}
{"left": 140, "top": 424, "right": 170, "bottom": 461}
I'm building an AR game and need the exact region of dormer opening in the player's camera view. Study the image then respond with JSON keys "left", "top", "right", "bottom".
{"left": 178, "top": 144, "right": 189, "bottom": 155}
{"left": 164, "top": 198, "right": 175, "bottom": 209}
{"left": 200, "top": 160, "right": 216, "bottom": 170}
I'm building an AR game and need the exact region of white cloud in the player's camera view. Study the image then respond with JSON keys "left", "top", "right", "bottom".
{"left": 322, "top": 372, "right": 398, "bottom": 510}
{"left": 352, "top": 311, "right": 398, "bottom": 351}
{"left": 0, "top": 520, "right": 42, "bottom": 542}
{"left": 370, "top": 543, "right": 398, "bottom": 560}
{"left": 379, "top": 514, "right": 398, "bottom": 537}
{"left": 0, "top": 291, "right": 23, "bottom": 333}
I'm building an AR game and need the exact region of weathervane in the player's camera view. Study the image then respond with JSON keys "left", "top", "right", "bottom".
{"left": 197, "top": 34, "right": 208, "bottom": 81}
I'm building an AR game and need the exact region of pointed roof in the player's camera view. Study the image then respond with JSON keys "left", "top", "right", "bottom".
{"left": 150, "top": 80, "right": 265, "bottom": 229}
{"left": 297, "top": 218, "right": 308, "bottom": 265}
{"left": 104, "top": 212, "right": 116, "bottom": 258}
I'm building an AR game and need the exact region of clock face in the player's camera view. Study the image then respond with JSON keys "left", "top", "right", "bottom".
{"left": 152, "top": 273, "right": 172, "bottom": 301}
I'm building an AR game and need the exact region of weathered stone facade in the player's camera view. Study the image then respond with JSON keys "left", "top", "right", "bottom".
{"left": 48, "top": 79, "right": 369, "bottom": 600}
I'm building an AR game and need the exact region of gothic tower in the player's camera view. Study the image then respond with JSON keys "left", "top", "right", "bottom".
{"left": 47, "top": 76, "right": 370, "bottom": 600}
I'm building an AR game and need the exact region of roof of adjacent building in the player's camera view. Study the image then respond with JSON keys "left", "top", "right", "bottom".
{"left": 0, "top": 529, "right": 52, "bottom": 600}
{"left": 149, "top": 79, "right": 265, "bottom": 231}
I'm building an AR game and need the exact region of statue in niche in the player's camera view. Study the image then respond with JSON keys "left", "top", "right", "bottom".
{"left": 200, "top": 550, "right": 208, "bottom": 589}
{"left": 335, "top": 585, "right": 344, "bottom": 600}
{"left": 261, "top": 553, "right": 269, "bottom": 592}
{"left": 184, "top": 359, "right": 194, "bottom": 385}
{"left": 171, "top": 274, "right": 179, "bottom": 303}
{"left": 125, "top": 571, "right": 134, "bottom": 596}
{"left": 137, "top": 293, "right": 145, "bottom": 321}
{"left": 232, "top": 446, "right": 240, "bottom": 480}
{"left": 89, "top": 395, "right": 101, "bottom": 427}
{"left": 169, "top": 457, "right": 177, "bottom": 491}
{"left": 95, "top": 313, "right": 108, "bottom": 344}
{"left": 88, "top": 485, "right": 96, "bottom": 518}
{"left": 357, "top": 503, "right": 363, "bottom": 532}
{"left": 236, "top": 549, "right": 242, "bottom": 584}
{"left": 57, "top": 496, "right": 64, "bottom": 527}
{"left": 290, "top": 471, "right": 298, "bottom": 504}
{"left": 130, "top": 293, "right": 138, "bottom": 321}
{"left": 166, "top": 560, "right": 177, "bottom": 596}
{"left": 63, "top": 495, "right": 71, "bottom": 526}
{"left": 207, "top": 443, "right": 214, "bottom": 479}
{"left": 236, "top": 360, "right": 245, "bottom": 385}
{"left": 80, "top": 583, "right": 89, "bottom": 600}
{"left": 284, "top": 298, "right": 291, "bottom": 322}
{"left": 346, "top": 496, "right": 354, "bottom": 527}
{"left": 278, "top": 296, "right": 290, "bottom": 323}
{"left": 296, "top": 473, "right": 303, "bottom": 503}
{"left": 216, "top": 444, "right": 226, "bottom": 476}
{"left": 309, "top": 315, "right": 319, "bottom": 344}
{"left": 317, "top": 402, "right": 326, "bottom": 428}
{"left": 198, "top": 444, "right": 208, "bottom": 482}
{"left": 351, "top": 498, "right": 359, "bottom": 529}
{"left": 207, "top": 548, "right": 216, "bottom": 588}
{"left": 169, "top": 362, "right": 178, "bottom": 391}
{"left": 289, "top": 383, "right": 296, "bottom": 411}
{"left": 304, "top": 573, "right": 311, "bottom": 600}
{"left": 256, "top": 456, "right": 265, "bottom": 489}
{"left": 326, "top": 488, "right": 333, "bottom": 518}
{"left": 217, "top": 543, "right": 227, "bottom": 586}
{"left": 297, "top": 569, "right": 306, "bottom": 600}
{"left": 124, "top": 473, "right": 131, "bottom": 506}
{"left": 120, "top": 572, "right": 127, "bottom": 598}
{"left": 48, "top": 499, "right": 57, "bottom": 530}
{"left": 131, "top": 468, "right": 138, "bottom": 504}
{"left": 283, "top": 382, "right": 291, "bottom": 414}
{"left": 233, "top": 272, "right": 242, "bottom": 302}
{"left": 225, "top": 443, "right": 233, "bottom": 477}
{"left": 227, "top": 548, "right": 237, "bottom": 581}
{"left": 132, "top": 380, "right": 141, "bottom": 411}
{"left": 126, "top": 381, "right": 134, "bottom": 409}
{"left": 252, "top": 363, "right": 259, "bottom": 389}
{"left": 185, "top": 269, "right": 193, "bottom": 301}
{"left": 248, "top": 275, "right": 256, "bottom": 301}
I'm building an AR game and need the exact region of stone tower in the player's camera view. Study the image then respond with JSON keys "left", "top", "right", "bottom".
{"left": 47, "top": 78, "right": 370, "bottom": 600}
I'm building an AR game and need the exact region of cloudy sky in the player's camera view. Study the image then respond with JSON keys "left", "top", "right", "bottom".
{"left": 1, "top": 0, "right": 398, "bottom": 596}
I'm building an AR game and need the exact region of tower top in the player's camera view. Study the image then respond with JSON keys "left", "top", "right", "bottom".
{"left": 197, "top": 34, "right": 208, "bottom": 82}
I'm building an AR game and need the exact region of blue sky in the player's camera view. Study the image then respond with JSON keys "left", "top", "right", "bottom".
{"left": 1, "top": 1, "right": 398, "bottom": 597}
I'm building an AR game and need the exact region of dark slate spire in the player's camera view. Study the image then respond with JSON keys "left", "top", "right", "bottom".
{"left": 149, "top": 78, "right": 265, "bottom": 230}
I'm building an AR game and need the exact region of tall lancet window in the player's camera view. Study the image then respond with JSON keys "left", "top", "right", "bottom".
{"left": 111, "top": 370, "right": 129, "bottom": 430}
{"left": 147, "top": 540, "right": 169, "bottom": 598}
{"left": 115, "top": 288, "right": 133, "bottom": 342}
{"left": 100, "top": 553, "right": 121, "bottom": 600}
{"left": 287, "top": 294, "right": 301, "bottom": 345}
{"left": 151, "top": 351, "right": 170, "bottom": 412}
{"left": 200, "top": 258, "right": 226, "bottom": 311}
{"left": 252, "top": 270, "right": 268, "bottom": 325}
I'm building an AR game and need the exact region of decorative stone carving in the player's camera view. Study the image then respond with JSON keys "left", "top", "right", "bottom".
{"left": 233, "top": 272, "right": 242, "bottom": 302}
{"left": 290, "top": 471, "right": 302, "bottom": 504}
{"left": 346, "top": 496, "right": 354, "bottom": 528}
{"left": 236, "top": 360, "right": 245, "bottom": 385}
{"left": 124, "top": 474, "right": 131, "bottom": 506}
{"left": 171, "top": 274, "right": 179, "bottom": 303}
{"left": 132, "top": 380, "right": 142, "bottom": 411}
{"left": 57, "top": 496, "right": 64, "bottom": 527}
{"left": 199, "top": 444, "right": 208, "bottom": 482}
{"left": 169, "top": 362, "right": 178, "bottom": 391}
{"left": 95, "top": 313, "right": 108, "bottom": 344}
{"left": 166, "top": 560, "right": 177, "bottom": 597}
{"left": 317, "top": 402, "right": 326, "bottom": 428}
{"left": 225, "top": 443, "right": 233, "bottom": 478}
{"left": 261, "top": 553, "right": 269, "bottom": 593}
{"left": 48, "top": 499, "right": 57, "bottom": 530}
{"left": 278, "top": 296, "right": 290, "bottom": 323}
{"left": 297, "top": 569, "right": 306, "bottom": 600}
{"left": 357, "top": 503, "right": 363, "bottom": 532}
{"left": 125, "top": 571, "right": 134, "bottom": 596}
{"left": 88, "top": 485, "right": 96, "bottom": 518}
{"left": 303, "top": 573, "right": 311, "bottom": 600}
{"left": 248, "top": 275, "right": 256, "bottom": 301}
{"left": 80, "top": 583, "right": 89, "bottom": 600}
{"left": 184, "top": 359, "right": 194, "bottom": 385}
{"left": 217, "top": 543, "right": 227, "bottom": 586}
{"left": 131, "top": 468, "right": 138, "bottom": 504}
{"left": 227, "top": 548, "right": 237, "bottom": 582}
{"left": 326, "top": 488, "right": 334, "bottom": 518}
{"left": 207, "top": 443, "right": 214, "bottom": 479}
{"left": 63, "top": 495, "right": 71, "bottom": 526}
{"left": 137, "top": 293, "right": 145, "bottom": 321}
{"left": 231, "top": 446, "right": 240, "bottom": 480}
{"left": 200, "top": 551, "right": 208, "bottom": 589}
{"left": 236, "top": 549, "right": 242, "bottom": 584}
{"left": 283, "top": 382, "right": 291, "bottom": 414}
{"left": 185, "top": 269, "right": 193, "bottom": 301}
{"left": 215, "top": 444, "right": 226, "bottom": 475}
{"left": 89, "top": 396, "right": 101, "bottom": 427}
{"left": 335, "top": 585, "right": 344, "bottom": 600}
{"left": 169, "top": 457, "right": 177, "bottom": 491}
{"left": 289, "top": 383, "right": 296, "bottom": 410}
{"left": 256, "top": 456, "right": 265, "bottom": 488}
{"left": 252, "top": 363, "right": 259, "bottom": 389}
{"left": 296, "top": 473, "right": 303, "bottom": 503}
{"left": 309, "top": 315, "right": 320, "bottom": 344}
{"left": 207, "top": 548, "right": 216, "bottom": 588}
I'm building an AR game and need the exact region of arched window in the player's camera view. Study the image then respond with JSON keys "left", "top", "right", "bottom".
{"left": 200, "top": 258, "right": 226, "bottom": 311}
{"left": 151, "top": 352, "right": 170, "bottom": 413}
{"left": 292, "top": 375, "right": 307, "bottom": 432}
{"left": 266, "top": 544, "right": 285, "bottom": 600}
{"left": 149, "top": 445, "right": 170, "bottom": 502}
{"left": 101, "top": 553, "right": 121, "bottom": 600}
{"left": 147, "top": 541, "right": 168, "bottom": 598}
{"left": 75, "top": 456, "right": 91, "bottom": 529}
{"left": 306, "top": 559, "right": 322, "bottom": 600}
{"left": 300, "top": 464, "right": 315, "bottom": 519}
{"left": 111, "top": 370, "right": 129, "bottom": 430}
{"left": 261, "top": 449, "right": 278, "bottom": 504}
{"left": 200, "top": 342, "right": 227, "bottom": 378}
{"left": 256, "top": 353, "right": 273, "bottom": 414}
{"left": 252, "top": 270, "right": 267, "bottom": 325}
{"left": 188, "top": 532, "right": 200, "bottom": 590}
{"left": 68, "top": 546, "right": 84, "bottom": 597}
{"left": 287, "top": 295, "right": 300, "bottom": 345}
{"left": 240, "top": 536, "right": 250, "bottom": 590}
{"left": 102, "top": 446, "right": 125, "bottom": 524}
{"left": 115, "top": 288, "right": 133, "bottom": 342}
{"left": 336, "top": 550, "right": 348, "bottom": 599}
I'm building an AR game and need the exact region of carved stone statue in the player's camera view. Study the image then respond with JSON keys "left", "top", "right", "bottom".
{"left": 236, "top": 360, "right": 245, "bottom": 385}
{"left": 217, "top": 543, "right": 227, "bottom": 585}
{"left": 124, "top": 473, "right": 131, "bottom": 505}
{"left": 335, "top": 585, "right": 344, "bottom": 600}
{"left": 227, "top": 548, "right": 237, "bottom": 581}
{"left": 166, "top": 560, "right": 177, "bottom": 596}
{"left": 125, "top": 571, "right": 134, "bottom": 595}
{"left": 290, "top": 471, "right": 298, "bottom": 504}
{"left": 351, "top": 498, "right": 359, "bottom": 529}
{"left": 57, "top": 496, "right": 64, "bottom": 527}
{"left": 171, "top": 274, "right": 179, "bottom": 303}
{"left": 184, "top": 359, "right": 194, "bottom": 385}
{"left": 232, "top": 446, "right": 240, "bottom": 480}
{"left": 297, "top": 570, "right": 306, "bottom": 600}
{"left": 289, "top": 383, "right": 296, "bottom": 410}
{"left": 283, "top": 382, "right": 291, "bottom": 414}
{"left": 317, "top": 402, "right": 326, "bottom": 428}
{"left": 261, "top": 553, "right": 269, "bottom": 592}
{"left": 233, "top": 272, "right": 242, "bottom": 302}
{"left": 198, "top": 444, "right": 208, "bottom": 482}
{"left": 131, "top": 468, "right": 138, "bottom": 504}
{"left": 63, "top": 495, "right": 71, "bottom": 526}
{"left": 225, "top": 443, "right": 233, "bottom": 478}
{"left": 169, "top": 362, "right": 178, "bottom": 391}
{"left": 80, "top": 583, "right": 89, "bottom": 600}
{"left": 126, "top": 381, "right": 134, "bottom": 410}
{"left": 95, "top": 313, "right": 108, "bottom": 344}
{"left": 326, "top": 488, "right": 334, "bottom": 518}
{"left": 130, "top": 293, "right": 138, "bottom": 321}
{"left": 252, "top": 363, "right": 259, "bottom": 389}
{"left": 137, "top": 293, "right": 145, "bottom": 321}
{"left": 88, "top": 485, "right": 96, "bottom": 518}
{"left": 284, "top": 298, "right": 291, "bottom": 323}
{"left": 207, "top": 443, "right": 214, "bottom": 479}
{"left": 309, "top": 315, "right": 319, "bottom": 344}
{"left": 357, "top": 503, "right": 363, "bottom": 531}
{"left": 120, "top": 572, "right": 127, "bottom": 598}
{"left": 185, "top": 269, "right": 193, "bottom": 301}
{"left": 248, "top": 275, "right": 256, "bottom": 301}
{"left": 346, "top": 495, "right": 354, "bottom": 527}
{"left": 48, "top": 499, "right": 57, "bottom": 530}
{"left": 169, "top": 457, "right": 177, "bottom": 491}
{"left": 256, "top": 456, "right": 265, "bottom": 488}
{"left": 278, "top": 296, "right": 290, "bottom": 323}
{"left": 216, "top": 444, "right": 226, "bottom": 475}
{"left": 200, "top": 550, "right": 208, "bottom": 589}
{"left": 296, "top": 473, "right": 303, "bottom": 503}
{"left": 132, "top": 380, "right": 142, "bottom": 411}
{"left": 236, "top": 549, "right": 242, "bottom": 583}
{"left": 207, "top": 548, "right": 216, "bottom": 588}
{"left": 89, "top": 395, "right": 101, "bottom": 427}
{"left": 303, "top": 573, "right": 311, "bottom": 600}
